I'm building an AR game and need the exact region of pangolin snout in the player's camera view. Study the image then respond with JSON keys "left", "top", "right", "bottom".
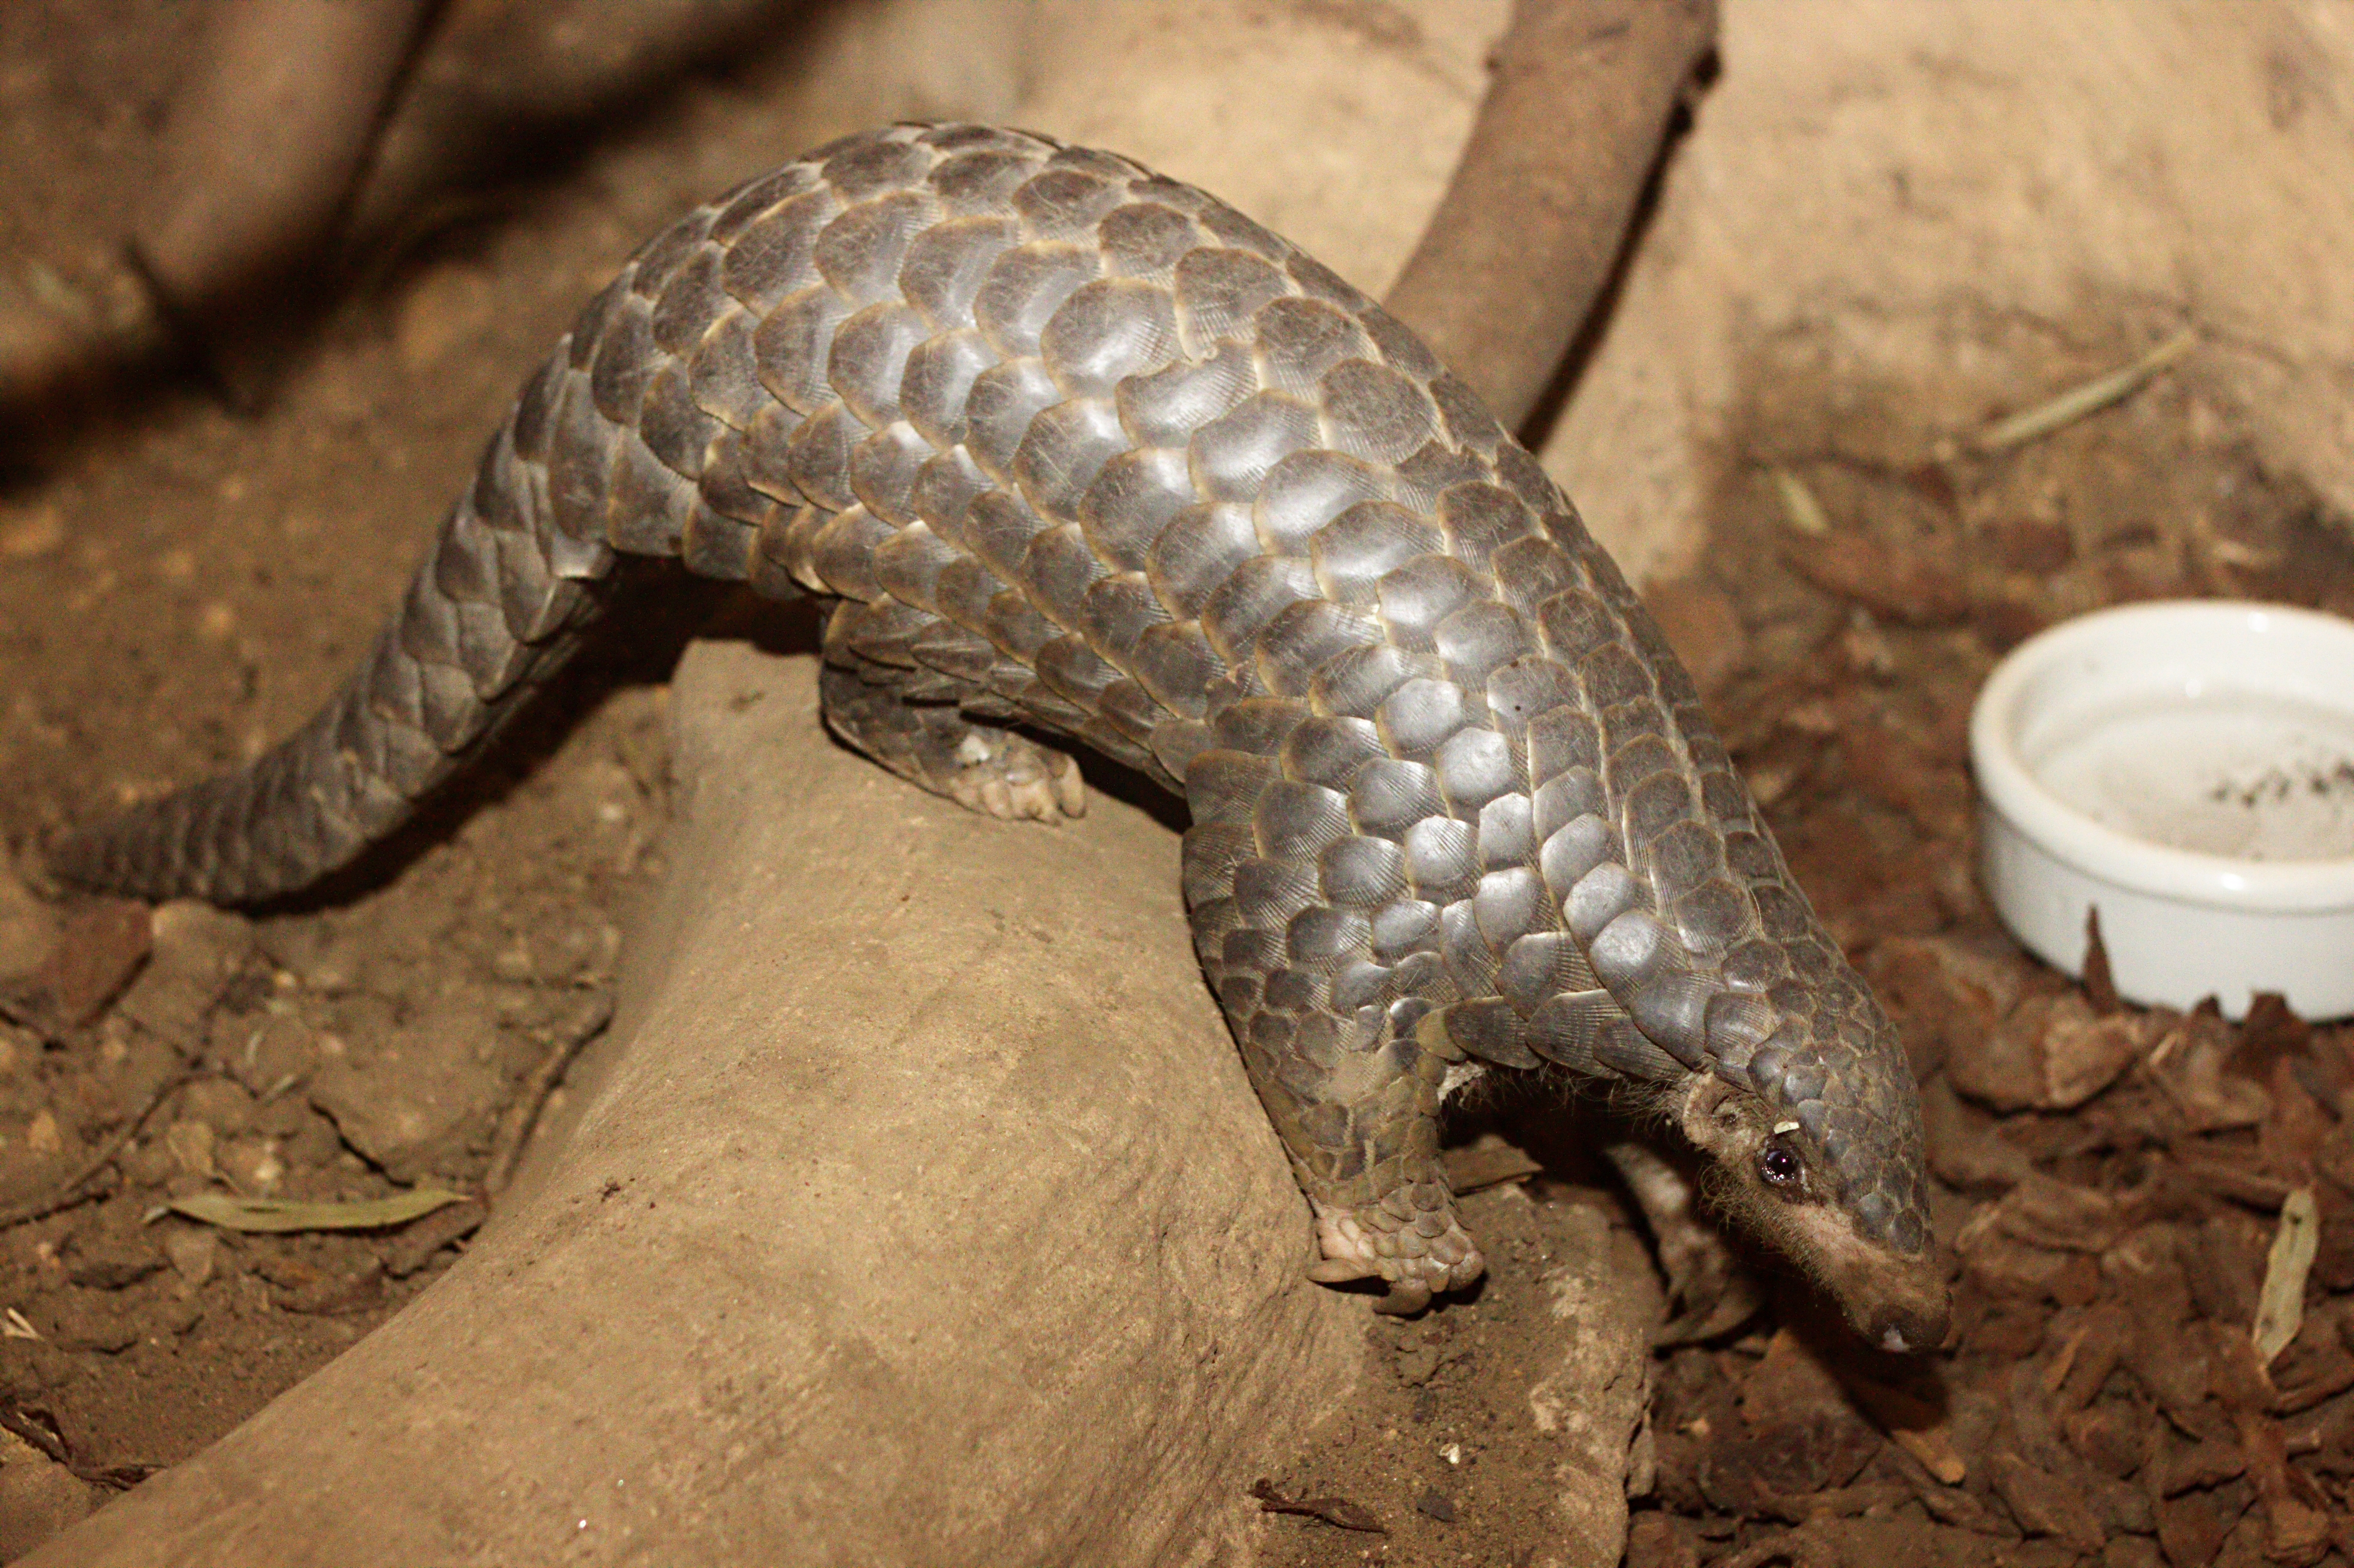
{"left": 1869, "top": 1302, "right": 1948, "bottom": 1355}
{"left": 1858, "top": 1271, "right": 1950, "bottom": 1355}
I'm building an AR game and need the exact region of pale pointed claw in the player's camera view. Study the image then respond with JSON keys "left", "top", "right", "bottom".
{"left": 941, "top": 734, "right": 1087, "bottom": 825}
{"left": 1306, "top": 1257, "right": 1379, "bottom": 1284}
{"left": 1049, "top": 755, "right": 1086, "bottom": 818}
{"left": 1306, "top": 1196, "right": 1484, "bottom": 1312}
{"left": 1002, "top": 762, "right": 1062, "bottom": 823}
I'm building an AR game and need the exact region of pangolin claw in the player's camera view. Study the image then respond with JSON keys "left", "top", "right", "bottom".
{"left": 1308, "top": 1197, "right": 1485, "bottom": 1312}
{"left": 946, "top": 735, "right": 1086, "bottom": 825}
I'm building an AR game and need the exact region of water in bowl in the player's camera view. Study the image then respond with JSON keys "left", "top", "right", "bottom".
{"left": 2027, "top": 691, "right": 2354, "bottom": 861}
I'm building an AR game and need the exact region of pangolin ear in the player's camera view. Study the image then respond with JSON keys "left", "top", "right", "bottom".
{"left": 1675, "top": 1073, "right": 1745, "bottom": 1155}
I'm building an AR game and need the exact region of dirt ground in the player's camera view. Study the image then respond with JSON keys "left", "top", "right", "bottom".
{"left": 4, "top": 1, "right": 2354, "bottom": 1565}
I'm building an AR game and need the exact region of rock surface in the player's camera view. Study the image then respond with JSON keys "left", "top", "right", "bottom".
{"left": 1524, "top": 1203, "right": 1666, "bottom": 1567}
{"left": 26, "top": 643, "right": 1365, "bottom": 1566}
{"left": 305, "top": 999, "right": 505, "bottom": 1184}
{"left": 112, "top": 901, "right": 254, "bottom": 1046}
{"left": 1542, "top": 0, "right": 2354, "bottom": 583}
{"left": 0, "top": 854, "right": 57, "bottom": 980}
{"left": 0, "top": 1454, "right": 97, "bottom": 1563}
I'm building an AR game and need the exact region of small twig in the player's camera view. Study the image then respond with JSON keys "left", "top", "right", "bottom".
{"left": 75, "top": 1461, "right": 165, "bottom": 1493}
{"left": 0, "top": 1404, "right": 72, "bottom": 1467}
{"left": 382, "top": 1197, "right": 487, "bottom": 1277}
{"left": 0, "top": 1069, "right": 193, "bottom": 1230}
{"left": 483, "top": 995, "right": 613, "bottom": 1198}
{"left": 1, "top": 1401, "right": 159, "bottom": 1491}
{"left": 1970, "top": 329, "right": 2196, "bottom": 454}
{"left": 1250, "top": 1478, "right": 1385, "bottom": 1534}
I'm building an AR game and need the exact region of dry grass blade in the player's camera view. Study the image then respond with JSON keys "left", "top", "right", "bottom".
{"left": 1770, "top": 466, "right": 1831, "bottom": 536}
{"left": 1971, "top": 329, "right": 2196, "bottom": 453}
{"left": 166, "top": 1187, "right": 467, "bottom": 1233}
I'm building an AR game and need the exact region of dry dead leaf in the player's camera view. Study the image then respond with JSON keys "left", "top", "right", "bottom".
{"left": 164, "top": 1187, "right": 466, "bottom": 1233}
{"left": 2254, "top": 1188, "right": 2320, "bottom": 1364}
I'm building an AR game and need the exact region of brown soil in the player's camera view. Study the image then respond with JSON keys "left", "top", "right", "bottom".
{"left": 5, "top": 4, "right": 2354, "bottom": 1566}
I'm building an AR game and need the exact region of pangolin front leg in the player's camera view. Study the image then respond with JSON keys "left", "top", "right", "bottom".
{"left": 1229, "top": 964, "right": 1482, "bottom": 1311}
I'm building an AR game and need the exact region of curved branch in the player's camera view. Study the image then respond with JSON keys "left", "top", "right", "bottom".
{"left": 1381, "top": 0, "right": 1718, "bottom": 434}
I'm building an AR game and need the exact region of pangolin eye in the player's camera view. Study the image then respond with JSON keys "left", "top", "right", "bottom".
{"left": 1758, "top": 1137, "right": 1804, "bottom": 1191}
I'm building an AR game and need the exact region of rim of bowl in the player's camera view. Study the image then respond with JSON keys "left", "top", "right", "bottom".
{"left": 1970, "top": 599, "right": 2354, "bottom": 912}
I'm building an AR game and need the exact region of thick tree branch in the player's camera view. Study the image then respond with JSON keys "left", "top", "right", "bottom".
{"left": 1382, "top": 0, "right": 1718, "bottom": 434}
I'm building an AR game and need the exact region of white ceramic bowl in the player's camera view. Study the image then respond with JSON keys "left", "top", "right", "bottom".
{"left": 1970, "top": 600, "right": 2354, "bottom": 1019}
